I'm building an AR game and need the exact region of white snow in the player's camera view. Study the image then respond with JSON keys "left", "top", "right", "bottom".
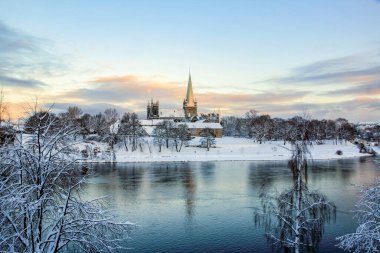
{"left": 74, "top": 137, "right": 370, "bottom": 163}
{"left": 179, "top": 121, "right": 223, "bottom": 129}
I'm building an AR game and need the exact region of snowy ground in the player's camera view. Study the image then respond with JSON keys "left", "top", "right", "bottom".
{"left": 75, "top": 137, "right": 370, "bottom": 163}
{"left": 372, "top": 145, "right": 380, "bottom": 155}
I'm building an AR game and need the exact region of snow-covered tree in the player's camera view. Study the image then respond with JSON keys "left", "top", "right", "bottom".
{"left": 200, "top": 128, "right": 216, "bottom": 151}
{"left": 119, "top": 112, "right": 145, "bottom": 152}
{"left": 336, "top": 178, "right": 380, "bottom": 253}
{"left": 103, "top": 108, "right": 119, "bottom": 126}
{"left": 220, "top": 116, "right": 237, "bottom": 136}
{"left": 89, "top": 113, "right": 107, "bottom": 137}
{"left": 250, "top": 115, "right": 273, "bottom": 144}
{"left": 255, "top": 141, "right": 335, "bottom": 253}
{"left": 171, "top": 123, "right": 189, "bottom": 152}
{"left": 78, "top": 113, "right": 92, "bottom": 137}
{"left": 0, "top": 106, "right": 133, "bottom": 252}
{"left": 153, "top": 123, "right": 165, "bottom": 152}
{"left": 154, "top": 120, "right": 174, "bottom": 149}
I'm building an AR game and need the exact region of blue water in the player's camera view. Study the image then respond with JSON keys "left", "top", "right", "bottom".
{"left": 82, "top": 157, "right": 379, "bottom": 252}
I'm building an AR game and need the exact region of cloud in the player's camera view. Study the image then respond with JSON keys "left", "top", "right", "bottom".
{"left": 63, "top": 75, "right": 185, "bottom": 104}
{"left": 0, "top": 21, "right": 45, "bottom": 54}
{"left": 0, "top": 75, "right": 46, "bottom": 88}
{"left": 245, "top": 97, "right": 380, "bottom": 121}
{"left": 58, "top": 74, "right": 311, "bottom": 119}
{"left": 263, "top": 53, "right": 380, "bottom": 86}
{"left": 30, "top": 70, "right": 380, "bottom": 122}
{"left": 322, "top": 82, "right": 380, "bottom": 96}
{"left": 47, "top": 102, "right": 130, "bottom": 116}
{"left": 0, "top": 21, "right": 64, "bottom": 88}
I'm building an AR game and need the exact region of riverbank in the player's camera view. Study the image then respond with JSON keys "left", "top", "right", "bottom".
{"left": 77, "top": 137, "right": 370, "bottom": 163}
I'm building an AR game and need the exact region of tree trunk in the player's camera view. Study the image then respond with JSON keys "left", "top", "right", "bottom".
{"left": 123, "top": 136, "right": 128, "bottom": 152}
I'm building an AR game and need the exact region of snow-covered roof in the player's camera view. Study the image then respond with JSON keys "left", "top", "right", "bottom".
{"left": 356, "top": 121, "right": 380, "bottom": 126}
{"left": 159, "top": 108, "right": 184, "bottom": 118}
{"left": 140, "top": 119, "right": 167, "bottom": 126}
{"left": 179, "top": 122, "right": 223, "bottom": 129}
{"left": 142, "top": 126, "right": 155, "bottom": 136}
{"left": 141, "top": 120, "right": 222, "bottom": 136}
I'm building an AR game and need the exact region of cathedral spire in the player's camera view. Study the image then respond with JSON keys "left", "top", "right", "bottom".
{"left": 186, "top": 72, "right": 195, "bottom": 107}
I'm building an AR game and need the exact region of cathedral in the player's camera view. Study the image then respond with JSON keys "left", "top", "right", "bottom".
{"left": 144, "top": 73, "right": 222, "bottom": 137}
{"left": 182, "top": 74, "right": 198, "bottom": 120}
{"left": 147, "top": 73, "right": 201, "bottom": 121}
{"left": 147, "top": 99, "right": 159, "bottom": 119}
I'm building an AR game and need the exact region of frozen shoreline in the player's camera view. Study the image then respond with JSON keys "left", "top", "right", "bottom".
{"left": 77, "top": 137, "right": 371, "bottom": 163}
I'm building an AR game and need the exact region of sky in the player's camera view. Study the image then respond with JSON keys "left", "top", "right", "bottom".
{"left": 0, "top": 0, "right": 380, "bottom": 122}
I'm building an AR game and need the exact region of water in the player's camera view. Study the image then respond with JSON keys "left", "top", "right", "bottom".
{"left": 82, "top": 157, "right": 380, "bottom": 252}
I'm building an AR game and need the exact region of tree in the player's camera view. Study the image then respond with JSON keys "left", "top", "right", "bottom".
{"left": 336, "top": 179, "right": 380, "bottom": 253}
{"left": 250, "top": 115, "right": 272, "bottom": 144}
{"left": 0, "top": 89, "right": 9, "bottom": 125}
{"left": 24, "top": 110, "right": 59, "bottom": 134}
{"left": 104, "top": 108, "right": 119, "bottom": 126}
{"left": 67, "top": 106, "right": 83, "bottom": 120}
{"left": 255, "top": 141, "right": 335, "bottom": 253}
{"left": 154, "top": 120, "right": 174, "bottom": 149}
{"left": 200, "top": 128, "right": 216, "bottom": 151}
{"left": 153, "top": 123, "right": 166, "bottom": 152}
{"left": 89, "top": 113, "right": 107, "bottom": 137}
{"left": 119, "top": 113, "right": 144, "bottom": 152}
{"left": 78, "top": 113, "right": 92, "bottom": 137}
{"left": 59, "top": 106, "right": 85, "bottom": 140}
{"left": 325, "top": 120, "right": 337, "bottom": 143}
{"left": 172, "top": 123, "right": 189, "bottom": 152}
{"left": 119, "top": 113, "right": 131, "bottom": 151}
{"left": 0, "top": 106, "right": 133, "bottom": 252}
{"left": 220, "top": 116, "right": 237, "bottom": 136}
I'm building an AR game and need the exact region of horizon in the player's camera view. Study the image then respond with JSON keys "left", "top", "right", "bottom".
{"left": 1, "top": 0, "right": 380, "bottom": 121}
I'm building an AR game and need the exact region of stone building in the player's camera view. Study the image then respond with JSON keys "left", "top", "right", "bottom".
{"left": 144, "top": 72, "right": 223, "bottom": 137}
{"left": 147, "top": 99, "right": 160, "bottom": 119}
{"left": 183, "top": 74, "right": 198, "bottom": 121}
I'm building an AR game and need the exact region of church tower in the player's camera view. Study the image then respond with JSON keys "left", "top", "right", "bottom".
{"left": 183, "top": 73, "right": 198, "bottom": 120}
{"left": 147, "top": 99, "right": 159, "bottom": 119}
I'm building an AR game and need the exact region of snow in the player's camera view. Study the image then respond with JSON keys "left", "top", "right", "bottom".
{"left": 110, "top": 120, "right": 120, "bottom": 134}
{"left": 180, "top": 121, "right": 223, "bottom": 129}
{"left": 75, "top": 137, "right": 370, "bottom": 163}
{"left": 140, "top": 119, "right": 223, "bottom": 136}
{"left": 372, "top": 146, "right": 380, "bottom": 155}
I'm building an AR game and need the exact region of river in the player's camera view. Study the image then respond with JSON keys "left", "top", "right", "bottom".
{"left": 82, "top": 157, "right": 379, "bottom": 252}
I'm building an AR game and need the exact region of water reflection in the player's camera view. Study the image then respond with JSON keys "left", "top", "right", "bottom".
{"left": 248, "top": 162, "right": 290, "bottom": 192}
{"left": 149, "top": 163, "right": 197, "bottom": 221}
{"left": 200, "top": 162, "right": 215, "bottom": 182}
{"left": 81, "top": 157, "right": 380, "bottom": 253}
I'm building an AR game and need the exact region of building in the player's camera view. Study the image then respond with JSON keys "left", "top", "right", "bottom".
{"left": 183, "top": 73, "right": 198, "bottom": 121}
{"left": 143, "top": 73, "right": 223, "bottom": 137}
{"left": 147, "top": 99, "right": 160, "bottom": 119}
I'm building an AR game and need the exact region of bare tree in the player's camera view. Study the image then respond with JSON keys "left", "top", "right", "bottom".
{"left": 336, "top": 178, "right": 380, "bottom": 253}
{"left": 104, "top": 108, "right": 119, "bottom": 126}
{"left": 200, "top": 128, "right": 216, "bottom": 151}
{"left": 89, "top": 113, "right": 108, "bottom": 137}
{"left": 0, "top": 89, "right": 9, "bottom": 125}
{"left": 155, "top": 120, "right": 174, "bottom": 149}
{"left": 220, "top": 116, "right": 237, "bottom": 136}
{"left": 119, "top": 113, "right": 131, "bottom": 152}
{"left": 250, "top": 115, "right": 272, "bottom": 144}
{"left": 172, "top": 123, "right": 189, "bottom": 152}
{"left": 255, "top": 141, "right": 335, "bottom": 253}
{"left": 0, "top": 105, "right": 133, "bottom": 252}
{"left": 153, "top": 123, "right": 165, "bottom": 152}
{"left": 119, "top": 113, "right": 144, "bottom": 152}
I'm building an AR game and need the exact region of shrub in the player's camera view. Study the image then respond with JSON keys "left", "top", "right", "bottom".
{"left": 336, "top": 150, "right": 343, "bottom": 155}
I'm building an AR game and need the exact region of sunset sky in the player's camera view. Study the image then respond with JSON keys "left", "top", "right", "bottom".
{"left": 0, "top": 0, "right": 380, "bottom": 122}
